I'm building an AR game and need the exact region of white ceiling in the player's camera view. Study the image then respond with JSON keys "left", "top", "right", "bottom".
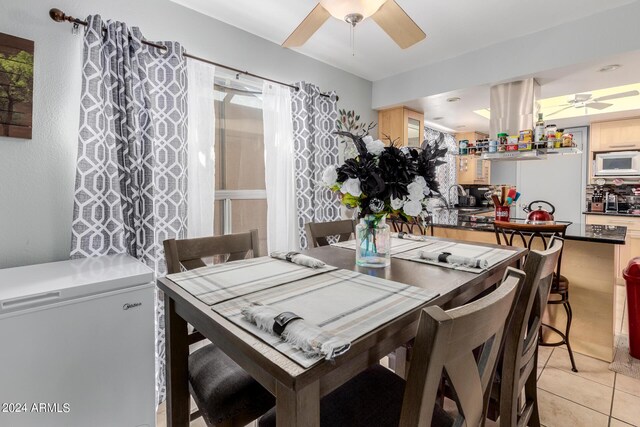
{"left": 406, "top": 49, "right": 640, "bottom": 134}
{"left": 170, "top": 0, "right": 635, "bottom": 81}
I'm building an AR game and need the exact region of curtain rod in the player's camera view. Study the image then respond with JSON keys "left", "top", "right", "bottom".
{"left": 48, "top": 8, "right": 338, "bottom": 100}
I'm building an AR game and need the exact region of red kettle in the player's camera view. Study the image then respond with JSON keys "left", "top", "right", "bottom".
{"left": 524, "top": 200, "right": 555, "bottom": 222}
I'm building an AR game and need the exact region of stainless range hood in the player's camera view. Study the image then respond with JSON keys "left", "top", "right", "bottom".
{"left": 489, "top": 78, "right": 540, "bottom": 138}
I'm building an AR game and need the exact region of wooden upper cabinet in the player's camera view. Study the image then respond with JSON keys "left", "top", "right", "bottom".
{"left": 590, "top": 118, "right": 640, "bottom": 152}
{"left": 455, "top": 131, "right": 490, "bottom": 185}
{"left": 377, "top": 107, "right": 424, "bottom": 147}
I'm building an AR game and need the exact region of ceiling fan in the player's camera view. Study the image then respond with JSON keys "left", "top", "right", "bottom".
{"left": 547, "top": 90, "right": 640, "bottom": 117}
{"left": 282, "top": 0, "right": 426, "bottom": 49}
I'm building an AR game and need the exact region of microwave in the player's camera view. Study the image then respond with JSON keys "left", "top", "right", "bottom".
{"left": 594, "top": 151, "right": 640, "bottom": 176}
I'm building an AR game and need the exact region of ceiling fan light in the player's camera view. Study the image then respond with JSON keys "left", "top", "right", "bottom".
{"left": 320, "top": 0, "right": 387, "bottom": 20}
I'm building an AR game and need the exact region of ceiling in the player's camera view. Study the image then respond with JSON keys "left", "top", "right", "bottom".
{"left": 170, "top": 0, "right": 635, "bottom": 81}
{"left": 406, "top": 49, "right": 640, "bottom": 134}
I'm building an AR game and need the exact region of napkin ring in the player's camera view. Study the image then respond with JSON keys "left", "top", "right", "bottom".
{"left": 273, "top": 311, "right": 303, "bottom": 336}
{"left": 438, "top": 252, "right": 452, "bottom": 263}
{"left": 285, "top": 252, "right": 300, "bottom": 262}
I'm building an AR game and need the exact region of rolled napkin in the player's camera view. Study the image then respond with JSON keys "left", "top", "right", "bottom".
{"left": 241, "top": 303, "right": 351, "bottom": 361}
{"left": 418, "top": 250, "right": 489, "bottom": 269}
{"left": 270, "top": 251, "right": 326, "bottom": 269}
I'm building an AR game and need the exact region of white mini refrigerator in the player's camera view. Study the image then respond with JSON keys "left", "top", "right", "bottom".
{"left": 0, "top": 254, "right": 156, "bottom": 427}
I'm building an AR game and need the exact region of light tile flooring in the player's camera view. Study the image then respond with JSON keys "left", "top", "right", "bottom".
{"left": 157, "top": 285, "right": 639, "bottom": 427}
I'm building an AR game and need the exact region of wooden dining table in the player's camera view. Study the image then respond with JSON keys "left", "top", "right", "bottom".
{"left": 157, "top": 236, "right": 526, "bottom": 427}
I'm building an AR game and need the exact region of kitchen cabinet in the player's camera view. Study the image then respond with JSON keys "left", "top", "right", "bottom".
{"left": 590, "top": 118, "right": 640, "bottom": 152}
{"left": 377, "top": 107, "right": 424, "bottom": 147}
{"left": 457, "top": 157, "right": 491, "bottom": 185}
{"left": 456, "top": 131, "right": 491, "bottom": 185}
{"left": 585, "top": 214, "right": 640, "bottom": 284}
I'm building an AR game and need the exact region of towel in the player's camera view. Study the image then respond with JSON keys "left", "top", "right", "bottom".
{"left": 418, "top": 250, "right": 489, "bottom": 269}
{"left": 241, "top": 304, "right": 351, "bottom": 361}
{"left": 271, "top": 251, "right": 326, "bottom": 269}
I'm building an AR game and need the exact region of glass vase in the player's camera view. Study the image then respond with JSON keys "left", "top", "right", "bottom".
{"left": 355, "top": 214, "right": 391, "bottom": 268}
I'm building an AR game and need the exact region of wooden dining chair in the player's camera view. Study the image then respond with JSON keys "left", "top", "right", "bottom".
{"left": 305, "top": 219, "right": 356, "bottom": 248}
{"left": 163, "top": 230, "right": 275, "bottom": 427}
{"left": 494, "top": 221, "right": 578, "bottom": 372}
{"left": 258, "top": 267, "right": 526, "bottom": 427}
{"left": 487, "top": 238, "right": 563, "bottom": 427}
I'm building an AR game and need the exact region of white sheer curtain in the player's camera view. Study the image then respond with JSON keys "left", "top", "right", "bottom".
{"left": 186, "top": 59, "right": 216, "bottom": 238}
{"left": 262, "top": 82, "right": 298, "bottom": 252}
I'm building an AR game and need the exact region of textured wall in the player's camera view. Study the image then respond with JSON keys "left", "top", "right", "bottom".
{"left": 0, "top": 0, "right": 375, "bottom": 268}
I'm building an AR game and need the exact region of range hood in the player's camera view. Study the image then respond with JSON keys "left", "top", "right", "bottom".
{"left": 483, "top": 79, "right": 581, "bottom": 161}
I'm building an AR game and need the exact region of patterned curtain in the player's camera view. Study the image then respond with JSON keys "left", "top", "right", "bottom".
{"left": 70, "top": 16, "right": 188, "bottom": 405}
{"left": 291, "top": 82, "right": 340, "bottom": 249}
{"left": 424, "top": 127, "right": 458, "bottom": 201}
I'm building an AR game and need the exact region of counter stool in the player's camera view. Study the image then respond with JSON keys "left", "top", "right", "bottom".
{"left": 494, "top": 221, "right": 578, "bottom": 372}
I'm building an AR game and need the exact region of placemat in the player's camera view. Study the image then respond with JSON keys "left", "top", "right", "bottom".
{"left": 394, "top": 240, "right": 514, "bottom": 273}
{"left": 331, "top": 236, "right": 436, "bottom": 255}
{"left": 212, "top": 269, "right": 439, "bottom": 368}
{"left": 167, "top": 256, "right": 336, "bottom": 305}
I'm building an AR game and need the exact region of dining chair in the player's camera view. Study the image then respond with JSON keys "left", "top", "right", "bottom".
{"left": 305, "top": 219, "right": 356, "bottom": 248}
{"left": 258, "top": 267, "right": 526, "bottom": 427}
{"left": 494, "top": 221, "right": 578, "bottom": 372}
{"left": 487, "top": 237, "right": 563, "bottom": 427}
{"left": 389, "top": 214, "right": 434, "bottom": 236}
{"left": 163, "top": 230, "right": 275, "bottom": 427}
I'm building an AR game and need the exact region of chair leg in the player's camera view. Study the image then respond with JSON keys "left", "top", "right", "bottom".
{"left": 524, "top": 366, "right": 541, "bottom": 427}
{"left": 563, "top": 301, "right": 578, "bottom": 372}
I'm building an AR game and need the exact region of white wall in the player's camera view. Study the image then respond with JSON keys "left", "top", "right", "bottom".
{"left": 0, "top": 0, "right": 375, "bottom": 268}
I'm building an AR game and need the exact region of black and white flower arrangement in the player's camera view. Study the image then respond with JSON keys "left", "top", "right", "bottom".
{"left": 322, "top": 131, "right": 448, "bottom": 221}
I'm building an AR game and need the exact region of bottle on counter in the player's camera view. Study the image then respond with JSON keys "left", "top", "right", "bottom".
{"left": 534, "top": 113, "right": 545, "bottom": 143}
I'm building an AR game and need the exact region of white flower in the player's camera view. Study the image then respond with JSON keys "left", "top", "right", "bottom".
{"left": 413, "top": 176, "right": 427, "bottom": 189}
{"left": 362, "top": 135, "right": 374, "bottom": 144}
{"left": 365, "top": 138, "right": 385, "bottom": 156}
{"left": 407, "top": 182, "right": 424, "bottom": 201}
{"left": 403, "top": 200, "right": 423, "bottom": 217}
{"left": 322, "top": 165, "right": 338, "bottom": 187}
{"left": 390, "top": 197, "right": 405, "bottom": 210}
{"left": 340, "top": 178, "right": 362, "bottom": 197}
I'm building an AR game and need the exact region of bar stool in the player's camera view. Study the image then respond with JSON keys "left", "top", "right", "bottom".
{"left": 494, "top": 220, "right": 578, "bottom": 372}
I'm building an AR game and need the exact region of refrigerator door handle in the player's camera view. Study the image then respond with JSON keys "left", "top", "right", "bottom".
{"left": 1, "top": 291, "right": 62, "bottom": 311}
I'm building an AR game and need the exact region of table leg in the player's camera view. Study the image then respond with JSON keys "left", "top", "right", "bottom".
{"left": 165, "top": 296, "right": 190, "bottom": 427}
{"left": 276, "top": 381, "right": 320, "bottom": 427}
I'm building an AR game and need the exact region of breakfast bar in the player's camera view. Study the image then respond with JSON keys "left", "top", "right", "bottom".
{"left": 426, "top": 208, "right": 627, "bottom": 362}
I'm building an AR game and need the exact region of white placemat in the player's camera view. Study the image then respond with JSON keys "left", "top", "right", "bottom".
{"left": 331, "top": 236, "right": 437, "bottom": 255}
{"left": 212, "top": 269, "right": 439, "bottom": 368}
{"left": 394, "top": 240, "right": 514, "bottom": 273}
{"left": 167, "top": 256, "right": 336, "bottom": 305}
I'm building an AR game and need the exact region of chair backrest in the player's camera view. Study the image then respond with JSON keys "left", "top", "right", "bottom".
{"left": 163, "top": 229, "right": 260, "bottom": 274}
{"left": 498, "top": 238, "right": 563, "bottom": 426}
{"left": 494, "top": 221, "right": 568, "bottom": 288}
{"left": 305, "top": 220, "right": 355, "bottom": 248}
{"left": 399, "top": 267, "right": 526, "bottom": 427}
{"left": 389, "top": 216, "right": 433, "bottom": 236}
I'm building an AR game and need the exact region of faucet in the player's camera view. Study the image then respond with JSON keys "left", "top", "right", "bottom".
{"left": 447, "top": 184, "right": 467, "bottom": 208}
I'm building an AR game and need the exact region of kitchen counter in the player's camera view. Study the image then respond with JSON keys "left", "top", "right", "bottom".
{"left": 583, "top": 211, "right": 640, "bottom": 218}
{"left": 429, "top": 209, "right": 627, "bottom": 245}
{"left": 425, "top": 207, "right": 624, "bottom": 362}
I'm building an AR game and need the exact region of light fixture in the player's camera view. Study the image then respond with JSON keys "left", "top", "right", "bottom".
{"left": 599, "top": 64, "right": 621, "bottom": 72}
{"left": 447, "top": 97, "right": 461, "bottom": 103}
{"left": 320, "top": 0, "right": 387, "bottom": 21}
{"left": 432, "top": 116, "right": 444, "bottom": 121}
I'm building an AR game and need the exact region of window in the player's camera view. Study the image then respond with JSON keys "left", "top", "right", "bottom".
{"left": 214, "top": 77, "right": 268, "bottom": 255}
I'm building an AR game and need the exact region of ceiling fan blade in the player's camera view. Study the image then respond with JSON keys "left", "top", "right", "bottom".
{"left": 546, "top": 106, "right": 573, "bottom": 117}
{"left": 282, "top": 4, "right": 331, "bottom": 48}
{"left": 574, "top": 93, "right": 592, "bottom": 103}
{"left": 593, "top": 90, "right": 640, "bottom": 102}
{"left": 586, "top": 102, "right": 614, "bottom": 110}
{"left": 371, "top": 0, "right": 426, "bottom": 49}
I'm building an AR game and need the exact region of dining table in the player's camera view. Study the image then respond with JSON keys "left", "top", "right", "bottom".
{"left": 157, "top": 236, "right": 526, "bottom": 427}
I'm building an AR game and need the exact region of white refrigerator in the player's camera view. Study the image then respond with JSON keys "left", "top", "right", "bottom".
{"left": 0, "top": 254, "right": 156, "bottom": 427}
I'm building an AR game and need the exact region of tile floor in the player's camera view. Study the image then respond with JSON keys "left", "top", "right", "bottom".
{"left": 157, "top": 284, "right": 640, "bottom": 427}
